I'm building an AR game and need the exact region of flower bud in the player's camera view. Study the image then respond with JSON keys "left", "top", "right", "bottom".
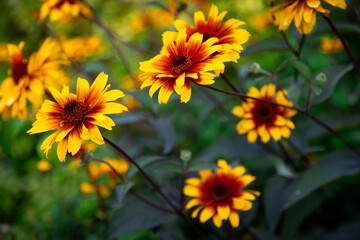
{"left": 250, "top": 62, "right": 261, "bottom": 74}
{"left": 180, "top": 150, "right": 192, "bottom": 162}
{"left": 315, "top": 73, "right": 327, "bottom": 84}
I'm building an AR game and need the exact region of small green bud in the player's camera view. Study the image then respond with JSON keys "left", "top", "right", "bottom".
{"left": 250, "top": 62, "right": 261, "bottom": 74}
{"left": 315, "top": 73, "right": 327, "bottom": 84}
{"left": 180, "top": 150, "right": 192, "bottom": 162}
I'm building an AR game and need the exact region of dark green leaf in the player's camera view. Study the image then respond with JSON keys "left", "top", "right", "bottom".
{"left": 0, "top": 119, "right": 27, "bottom": 157}
{"left": 291, "top": 61, "right": 312, "bottom": 81}
{"left": 242, "top": 37, "right": 288, "bottom": 57}
{"left": 274, "top": 57, "right": 300, "bottom": 75}
{"left": 150, "top": 117, "right": 175, "bottom": 154}
{"left": 315, "top": 221, "right": 360, "bottom": 240}
{"left": 115, "top": 181, "right": 135, "bottom": 203}
{"left": 264, "top": 176, "right": 299, "bottom": 233}
{"left": 283, "top": 151, "right": 360, "bottom": 209}
{"left": 127, "top": 155, "right": 167, "bottom": 178}
{"left": 112, "top": 113, "right": 145, "bottom": 125}
{"left": 109, "top": 198, "right": 168, "bottom": 239}
{"left": 311, "top": 64, "right": 353, "bottom": 105}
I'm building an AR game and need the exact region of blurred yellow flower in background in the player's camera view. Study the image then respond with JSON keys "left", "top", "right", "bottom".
{"left": 59, "top": 35, "right": 104, "bottom": 62}
{"left": 37, "top": 159, "right": 52, "bottom": 172}
{"left": 249, "top": 12, "right": 274, "bottom": 32}
{"left": 28, "top": 72, "right": 128, "bottom": 162}
{"left": 184, "top": 159, "right": 260, "bottom": 228}
{"left": 130, "top": 7, "right": 175, "bottom": 33}
{"left": 79, "top": 182, "right": 111, "bottom": 197}
{"left": 319, "top": 36, "right": 344, "bottom": 54}
{"left": 0, "top": 39, "right": 69, "bottom": 120}
{"left": 232, "top": 84, "right": 297, "bottom": 143}
{"left": 39, "top": 0, "right": 93, "bottom": 23}
{"left": 270, "top": 0, "right": 347, "bottom": 35}
{"left": 0, "top": 44, "right": 8, "bottom": 62}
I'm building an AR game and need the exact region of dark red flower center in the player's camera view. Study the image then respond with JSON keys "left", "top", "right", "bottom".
{"left": 55, "top": 0, "right": 76, "bottom": 9}
{"left": 170, "top": 54, "right": 192, "bottom": 75}
{"left": 62, "top": 100, "right": 88, "bottom": 125}
{"left": 253, "top": 103, "right": 276, "bottom": 123}
{"left": 212, "top": 185, "right": 229, "bottom": 201}
{"left": 11, "top": 61, "right": 28, "bottom": 85}
{"left": 200, "top": 32, "right": 212, "bottom": 42}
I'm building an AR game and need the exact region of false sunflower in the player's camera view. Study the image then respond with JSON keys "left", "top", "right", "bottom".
{"left": 139, "top": 29, "right": 225, "bottom": 104}
{"left": 270, "top": 0, "right": 347, "bottom": 35}
{"left": 232, "top": 84, "right": 297, "bottom": 144}
{"left": 39, "top": 0, "right": 93, "bottom": 23}
{"left": 28, "top": 72, "right": 128, "bottom": 162}
{"left": 173, "top": 4, "right": 250, "bottom": 64}
{"left": 184, "top": 159, "right": 260, "bottom": 228}
{"left": 0, "top": 39, "right": 69, "bottom": 120}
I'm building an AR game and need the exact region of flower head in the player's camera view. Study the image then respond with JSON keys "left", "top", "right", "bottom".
{"left": 59, "top": 35, "right": 104, "bottom": 61}
{"left": 173, "top": 4, "right": 250, "bottom": 63}
{"left": 184, "top": 159, "right": 260, "bottom": 228}
{"left": 39, "top": 0, "right": 93, "bottom": 23}
{"left": 232, "top": 84, "right": 297, "bottom": 144}
{"left": 0, "top": 39, "right": 69, "bottom": 120}
{"left": 37, "top": 159, "right": 53, "bottom": 172}
{"left": 319, "top": 36, "right": 344, "bottom": 54}
{"left": 270, "top": 0, "right": 347, "bottom": 35}
{"left": 139, "top": 29, "right": 225, "bottom": 104}
{"left": 27, "top": 72, "right": 128, "bottom": 162}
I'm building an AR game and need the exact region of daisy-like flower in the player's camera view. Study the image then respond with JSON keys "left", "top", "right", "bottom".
{"left": 39, "top": 0, "right": 93, "bottom": 23}
{"left": 139, "top": 29, "right": 225, "bottom": 104}
{"left": 27, "top": 72, "right": 128, "bottom": 162}
{"left": 0, "top": 39, "right": 69, "bottom": 120}
{"left": 183, "top": 159, "right": 260, "bottom": 228}
{"left": 319, "top": 36, "right": 344, "bottom": 54}
{"left": 232, "top": 84, "right": 297, "bottom": 144}
{"left": 173, "top": 4, "right": 250, "bottom": 64}
{"left": 270, "top": 0, "right": 347, "bottom": 35}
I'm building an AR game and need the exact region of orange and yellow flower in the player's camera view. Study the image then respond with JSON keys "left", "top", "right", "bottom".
{"left": 270, "top": 0, "right": 347, "bottom": 35}
{"left": 249, "top": 12, "right": 274, "bottom": 32}
{"left": 80, "top": 182, "right": 111, "bottom": 197}
{"left": 59, "top": 35, "right": 104, "bottom": 62}
{"left": 37, "top": 159, "right": 53, "bottom": 172}
{"left": 0, "top": 39, "right": 69, "bottom": 120}
{"left": 232, "top": 84, "right": 297, "bottom": 143}
{"left": 173, "top": 4, "right": 250, "bottom": 64}
{"left": 39, "top": 0, "right": 92, "bottom": 23}
{"left": 27, "top": 72, "right": 128, "bottom": 162}
{"left": 184, "top": 159, "right": 260, "bottom": 228}
{"left": 319, "top": 36, "right": 344, "bottom": 54}
{"left": 139, "top": 29, "right": 225, "bottom": 104}
{"left": 0, "top": 44, "right": 8, "bottom": 62}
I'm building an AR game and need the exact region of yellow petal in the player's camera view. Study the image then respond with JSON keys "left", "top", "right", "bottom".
{"left": 217, "top": 204, "right": 230, "bottom": 220}
{"left": 199, "top": 205, "right": 216, "bottom": 223}
{"left": 229, "top": 210, "right": 240, "bottom": 228}
{"left": 183, "top": 185, "right": 201, "bottom": 197}
{"left": 57, "top": 138, "right": 68, "bottom": 162}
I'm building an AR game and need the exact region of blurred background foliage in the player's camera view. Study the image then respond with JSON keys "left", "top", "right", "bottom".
{"left": 0, "top": 0, "right": 360, "bottom": 239}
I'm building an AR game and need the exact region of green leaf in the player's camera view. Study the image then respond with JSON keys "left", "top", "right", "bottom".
{"left": 274, "top": 57, "right": 300, "bottom": 75}
{"left": 112, "top": 113, "right": 144, "bottom": 125}
{"left": 264, "top": 176, "right": 299, "bottom": 233}
{"left": 0, "top": 119, "right": 27, "bottom": 157}
{"left": 115, "top": 181, "right": 135, "bottom": 203}
{"left": 282, "top": 191, "right": 323, "bottom": 237}
{"left": 150, "top": 117, "right": 175, "bottom": 154}
{"left": 109, "top": 197, "right": 168, "bottom": 239}
{"left": 314, "top": 22, "right": 360, "bottom": 35}
{"left": 311, "top": 64, "right": 353, "bottom": 105}
{"left": 283, "top": 151, "right": 360, "bottom": 209}
{"left": 126, "top": 155, "right": 167, "bottom": 178}
{"left": 291, "top": 61, "right": 312, "bottom": 82}
{"left": 242, "top": 37, "right": 288, "bottom": 57}
{"left": 316, "top": 221, "right": 360, "bottom": 240}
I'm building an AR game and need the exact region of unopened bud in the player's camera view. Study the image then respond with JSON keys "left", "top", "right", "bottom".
{"left": 250, "top": 62, "right": 261, "bottom": 74}
{"left": 315, "top": 73, "right": 327, "bottom": 84}
{"left": 180, "top": 150, "right": 192, "bottom": 162}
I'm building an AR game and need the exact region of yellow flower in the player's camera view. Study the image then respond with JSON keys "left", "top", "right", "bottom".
{"left": 184, "top": 159, "right": 260, "bottom": 228}
{"left": 79, "top": 182, "right": 111, "bottom": 197}
{"left": 319, "top": 36, "right": 344, "bottom": 54}
{"left": 0, "top": 39, "right": 69, "bottom": 120}
{"left": 39, "top": 0, "right": 92, "bottom": 23}
{"left": 249, "top": 12, "right": 274, "bottom": 32}
{"left": 232, "top": 84, "right": 297, "bottom": 143}
{"left": 270, "top": 0, "right": 347, "bottom": 35}
{"left": 37, "top": 159, "right": 52, "bottom": 172}
{"left": 27, "top": 72, "right": 128, "bottom": 162}
{"left": 139, "top": 29, "right": 225, "bottom": 104}
{"left": 60, "top": 35, "right": 104, "bottom": 62}
{"left": 130, "top": 7, "right": 175, "bottom": 33}
{"left": 173, "top": 4, "right": 250, "bottom": 64}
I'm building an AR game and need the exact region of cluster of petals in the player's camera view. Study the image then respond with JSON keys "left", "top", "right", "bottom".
{"left": 39, "top": 0, "right": 93, "bottom": 23}
{"left": 0, "top": 39, "right": 69, "bottom": 120}
{"left": 27, "top": 72, "right": 128, "bottom": 162}
{"left": 270, "top": 0, "right": 347, "bottom": 35}
{"left": 139, "top": 4, "right": 250, "bottom": 104}
{"left": 232, "top": 84, "right": 297, "bottom": 143}
{"left": 184, "top": 159, "right": 260, "bottom": 228}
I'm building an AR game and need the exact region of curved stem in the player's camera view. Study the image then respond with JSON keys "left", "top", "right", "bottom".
{"left": 103, "top": 137, "right": 211, "bottom": 239}
{"left": 220, "top": 73, "right": 240, "bottom": 93}
{"left": 321, "top": 14, "right": 360, "bottom": 79}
